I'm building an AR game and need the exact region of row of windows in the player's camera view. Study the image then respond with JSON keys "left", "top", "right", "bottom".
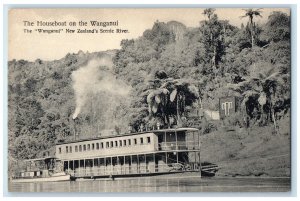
{"left": 58, "top": 136, "right": 151, "bottom": 154}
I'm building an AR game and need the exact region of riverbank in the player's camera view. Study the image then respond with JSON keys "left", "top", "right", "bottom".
{"left": 200, "top": 117, "right": 290, "bottom": 177}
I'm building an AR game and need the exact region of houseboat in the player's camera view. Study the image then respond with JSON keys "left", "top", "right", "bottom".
{"left": 56, "top": 128, "right": 201, "bottom": 179}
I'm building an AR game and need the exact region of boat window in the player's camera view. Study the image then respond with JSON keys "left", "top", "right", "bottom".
{"left": 92, "top": 143, "right": 95, "bottom": 150}
{"left": 115, "top": 141, "right": 118, "bottom": 147}
{"left": 101, "top": 142, "right": 104, "bottom": 149}
{"left": 59, "top": 147, "right": 61, "bottom": 154}
{"left": 134, "top": 138, "right": 137, "bottom": 145}
{"left": 79, "top": 145, "right": 82, "bottom": 152}
{"left": 140, "top": 137, "right": 144, "bottom": 144}
{"left": 75, "top": 146, "right": 78, "bottom": 152}
{"left": 66, "top": 146, "right": 68, "bottom": 153}
{"left": 96, "top": 143, "right": 99, "bottom": 150}
{"left": 147, "top": 137, "right": 151, "bottom": 143}
{"left": 87, "top": 144, "right": 90, "bottom": 151}
{"left": 119, "top": 140, "right": 122, "bottom": 147}
{"left": 83, "top": 145, "right": 86, "bottom": 151}
{"left": 106, "top": 142, "right": 109, "bottom": 148}
{"left": 123, "top": 139, "right": 126, "bottom": 146}
{"left": 70, "top": 146, "right": 72, "bottom": 153}
{"left": 128, "top": 139, "right": 131, "bottom": 146}
{"left": 110, "top": 141, "right": 113, "bottom": 148}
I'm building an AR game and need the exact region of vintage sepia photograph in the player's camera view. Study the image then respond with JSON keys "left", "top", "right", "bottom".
{"left": 7, "top": 7, "right": 291, "bottom": 192}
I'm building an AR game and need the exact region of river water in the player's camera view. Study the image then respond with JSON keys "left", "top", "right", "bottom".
{"left": 8, "top": 177, "right": 290, "bottom": 193}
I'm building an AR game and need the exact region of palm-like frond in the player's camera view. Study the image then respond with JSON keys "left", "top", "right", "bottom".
{"left": 146, "top": 91, "right": 155, "bottom": 104}
{"left": 152, "top": 102, "right": 158, "bottom": 114}
{"left": 241, "top": 90, "right": 260, "bottom": 106}
{"left": 240, "top": 8, "right": 263, "bottom": 19}
{"left": 188, "top": 85, "right": 200, "bottom": 98}
{"left": 264, "top": 72, "right": 280, "bottom": 82}
{"left": 227, "top": 79, "right": 259, "bottom": 94}
{"left": 170, "top": 89, "right": 177, "bottom": 102}
{"left": 253, "top": 11, "right": 263, "bottom": 17}
{"left": 155, "top": 95, "right": 161, "bottom": 104}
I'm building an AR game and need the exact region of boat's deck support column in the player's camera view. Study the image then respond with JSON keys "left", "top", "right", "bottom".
{"left": 198, "top": 130, "right": 201, "bottom": 174}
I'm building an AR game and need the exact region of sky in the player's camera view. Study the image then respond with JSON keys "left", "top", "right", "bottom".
{"left": 9, "top": 8, "right": 290, "bottom": 61}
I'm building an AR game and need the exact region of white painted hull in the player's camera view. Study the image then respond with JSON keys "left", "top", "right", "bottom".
{"left": 11, "top": 174, "right": 70, "bottom": 183}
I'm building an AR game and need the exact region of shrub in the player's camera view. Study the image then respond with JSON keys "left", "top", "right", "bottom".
{"left": 222, "top": 111, "right": 245, "bottom": 127}
{"left": 201, "top": 118, "right": 218, "bottom": 134}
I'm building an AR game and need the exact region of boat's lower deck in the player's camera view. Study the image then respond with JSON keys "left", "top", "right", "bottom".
{"left": 63, "top": 151, "right": 201, "bottom": 178}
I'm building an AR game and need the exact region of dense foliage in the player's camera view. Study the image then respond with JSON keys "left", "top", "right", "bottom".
{"left": 8, "top": 10, "right": 290, "bottom": 160}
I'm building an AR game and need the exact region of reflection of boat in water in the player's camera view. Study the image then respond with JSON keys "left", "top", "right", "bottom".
{"left": 57, "top": 128, "right": 202, "bottom": 180}
{"left": 11, "top": 157, "right": 70, "bottom": 183}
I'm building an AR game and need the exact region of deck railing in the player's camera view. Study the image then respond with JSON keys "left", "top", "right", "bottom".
{"left": 67, "top": 163, "right": 200, "bottom": 177}
{"left": 156, "top": 141, "right": 199, "bottom": 151}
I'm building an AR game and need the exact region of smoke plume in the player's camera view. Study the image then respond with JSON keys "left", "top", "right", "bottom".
{"left": 71, "top": 57, "right": 130, "bottom": 120}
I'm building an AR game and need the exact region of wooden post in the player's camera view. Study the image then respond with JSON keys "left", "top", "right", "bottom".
{"left": 164, "top": 131, "right": 167, "bottom": 149}
{"left": 153, "top": 153, "right": 156, "bottom": 172}
{"left": 124, "top": 155, "right": 125, "bottom": 174}
{"left": 193, "top": 132, "right": 195, "bottom": 150}
{"left": 137, "top": 154, "right": 140, "bottom": 173}
{"left": 145, "top": 154, "right": 147, "bottom": 173}
{"left": 186, "top": 132, "right": 188, "bottom": 150}
{"left": 198, "top": 130, "right": 201, "bottom": 174}
{"left": 111, "top": 157, "right": 113, "bottom": 175}
{"left": 92, "top": 158, "right": 94, "bottom": 175}
{"left": 74, "top": 160, "right": 77, "bottom": 176}
{"left": 78, "top": 160, "right": 80, "bottom": 175}
{"left": 165, "top": 152, "right": 168, "bottom": 172}
{"left": 117, "top": 156, "right": 120, "bottom": 174}
{"left": 72, "top": 160, "right": 74, "bottom": 175}
{"left": 130, "top": 155, "right": 133, "bottom": 174}
{"left": 83, "top": 159, "right": 86, "bottom": 175}
{"left": 175, "top": 130, "right": 178, "bottom": 150}
{"left": 104, "top": 157, "right": 106, "bottom": 175}
{"left": 78, "top": 160, "right": 80, "bottom": 176}
{"left": 194, "top": 132, "right": 197, "bottom": 170}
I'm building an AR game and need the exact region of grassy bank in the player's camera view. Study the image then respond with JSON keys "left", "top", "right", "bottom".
{"left": 200, "top": 117, "right": 291, "bottom": 177}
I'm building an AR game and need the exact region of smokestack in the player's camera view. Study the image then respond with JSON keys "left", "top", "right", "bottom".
{"left": 72, "top": 117, "right": 79, "bottom": 140}
{"left": 128, "top": 126, "right": 132, "bottom": 133}
{"left": 72, "top": 108, "right": 80, "bottom": 120}
{"left": 157, "top": 122, "right": 160, "bottom": 130}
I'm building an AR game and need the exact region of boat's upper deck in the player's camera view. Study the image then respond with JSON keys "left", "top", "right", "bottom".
{"left": 56, "top": 128, "right": 200, "bottom": 160}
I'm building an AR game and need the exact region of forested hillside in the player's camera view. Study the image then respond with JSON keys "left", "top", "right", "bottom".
{"left": 8, "top": 9, "right": 290, "bottom": 163}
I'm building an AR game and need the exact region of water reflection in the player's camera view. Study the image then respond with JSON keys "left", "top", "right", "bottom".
{"left": 8, "top": 177, "right": 290, "bottom": 192}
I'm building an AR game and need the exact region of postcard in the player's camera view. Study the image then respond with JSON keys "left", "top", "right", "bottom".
{"left": 7, "top": 7, "right": 291, "bottom": 192}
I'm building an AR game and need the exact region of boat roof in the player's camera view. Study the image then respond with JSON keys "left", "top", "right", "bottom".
{"left": 23, "top": 157, "right": 58, "bottom": 162}
{"left": 56, "top": 127, "right": 199, "bottom": 145}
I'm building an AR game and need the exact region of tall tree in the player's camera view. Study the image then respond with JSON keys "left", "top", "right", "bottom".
{"left": 240, "top": 8, "right": 263, "bottom": 48}
{"left": 228, "top": 62, "right": 286, "bottom": 131}
{"left": 262, "top": 11, "right": 290, "bottom": 43}
{"left": 147, "top": 72, "right": 199, "bottom": 128}
{"left": 200, "top": 9, "right": 224, "bottom": 73}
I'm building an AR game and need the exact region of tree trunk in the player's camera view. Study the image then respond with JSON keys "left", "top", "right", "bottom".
{"left": 260, "top": 105, "right": 264, "bottom": 125}
{"left": 250, "top": 18, "right": 254, "bottom": 48}
{"left": 270, "top": 101, "right": 278, "bottom": 135}
{"left": 272, "top": 108, "right": 277, "bottom": 134}
{"left": 176, "top": 95, "right": 182, "bottom": 127}
{"left": 213, "top": 45, "right": 217, "bottom": 68}
{"left": 251, "top": 31, "right": 254, "bottom": 48}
